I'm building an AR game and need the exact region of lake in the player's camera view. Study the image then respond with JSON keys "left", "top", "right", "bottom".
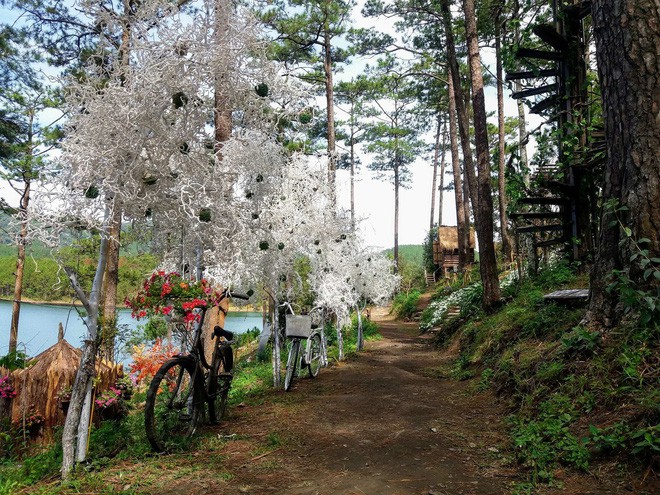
{"left": 0, "top": 299, "right": 263, "bottom": 361}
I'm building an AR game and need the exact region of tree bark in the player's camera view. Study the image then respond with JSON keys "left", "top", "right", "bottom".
{"left": 586, "top": 0, "right": 660, "bottom": 327}
{"left": 393, "top": 151, "right": 400, "bottom": 275}
{"left": 9, "top": 121, "right": 32, "bottom": 356}
{"left": 448, "top": 74, "right": 468, "bottom": 272}
{"left": 441, "top": 1, "right": 479, "bottom": 222}
{"left": 463, "top": 0, "right": 501, "bottom": 307}
{"left": 323, "top": 14, "right": 337, "bottom": 206}
{"left": 61, "top": 207, "right": 111, "bottom": 479}
{"left": 495, "top": 8, "right": 513, "bottom": 262}
{"left": 438, "top": 125, "right": 446, "bottom": 228}
{"left": 214, "top": 0, "right": 232, "bottom": 155}
{"left": 429, "top": 115, "right": 442, "bottom": 231}
{"left": 100, "top": 204, "right": 121, "bottom": 362}
{"left": 350, "top": 98, "right": 356, "bottom": 231}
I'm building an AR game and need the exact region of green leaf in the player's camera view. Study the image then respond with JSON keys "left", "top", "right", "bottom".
{"left": 644, "top": 268, "right": 653, "bottom": 280}
{"left": 638, "top": 238, "right": 651, "bottom": 244}
{"left": 624, "top": 227, "right": 632, "bottom": 237}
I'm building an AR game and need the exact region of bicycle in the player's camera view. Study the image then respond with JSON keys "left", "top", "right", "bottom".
{"left": 144, "top": 288, "right": 250, "bottom": 453}
{"left": 283, "top": 305, "right": 327, "bottom": 392}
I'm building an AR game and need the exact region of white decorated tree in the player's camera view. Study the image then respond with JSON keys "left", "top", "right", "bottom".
{"left": 30, "top": 0, "right": 305, "bottom": 477}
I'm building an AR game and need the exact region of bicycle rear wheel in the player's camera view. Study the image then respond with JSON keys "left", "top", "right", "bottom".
{"left": 284, "top": 339, "right": 300, "bottom": 391}
{"left": 209, "top": 345, "right": 232, "bottom": 424}
{"left": 145, "top": 358, "right": 202, "bottom": 453}
{"left": 307, "top": 334, "right": 322, "bottom": 378}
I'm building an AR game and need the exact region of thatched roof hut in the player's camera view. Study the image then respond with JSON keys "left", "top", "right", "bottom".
{"left": 433, "top": 225, "right": 476, "bottom": 269}
{"left": 438, "top": 225, "right": 475, "bottom": 250}
{"left": 6, "top": 337, "right": 122, "bottom": 432}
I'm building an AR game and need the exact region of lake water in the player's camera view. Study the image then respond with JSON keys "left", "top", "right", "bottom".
{"left": 0, "top": 299, "right": 262, "bottom": 361}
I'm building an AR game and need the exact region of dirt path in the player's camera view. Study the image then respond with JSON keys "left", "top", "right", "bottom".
{"left": 184, "top": 312, "right": 518, "bottom": 495}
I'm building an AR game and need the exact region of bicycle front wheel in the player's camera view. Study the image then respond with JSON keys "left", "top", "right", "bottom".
{"left": 145, "top": 358, "right": 202, "bottom": 453}
{"left": 284, "top": 339, "right": 300, "bottom": 391}
{"left": 307, "top": 334, "right": 322, "bottom": 378}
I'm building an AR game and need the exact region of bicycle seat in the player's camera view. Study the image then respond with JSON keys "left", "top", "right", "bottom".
{"left": 213, "top": 326, "right": 234, "bottom": 340}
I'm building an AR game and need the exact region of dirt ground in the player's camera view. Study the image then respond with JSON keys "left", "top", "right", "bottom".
{"left": 85, "top": 307, "right": 656, "bottom": 495}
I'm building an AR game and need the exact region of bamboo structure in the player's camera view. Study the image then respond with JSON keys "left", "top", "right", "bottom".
{"left": 432, "top": 225, "right": 476, "bottom": 275}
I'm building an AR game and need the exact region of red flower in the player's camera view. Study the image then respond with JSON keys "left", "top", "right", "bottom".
{"left": 162, "top": 306, "right": 173, "bottom": 315}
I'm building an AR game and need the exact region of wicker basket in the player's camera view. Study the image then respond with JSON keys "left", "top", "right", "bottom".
{"left": 285, "top": 315, "right": 312, "bottom": 338}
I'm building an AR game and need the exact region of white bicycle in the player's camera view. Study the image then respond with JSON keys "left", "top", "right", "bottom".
{"left": 283, "top": 305, "right": 327, "bottom": 391}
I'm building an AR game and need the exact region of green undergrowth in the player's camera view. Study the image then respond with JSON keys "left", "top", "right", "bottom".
{"left": 390, "top": 290, "right": 421, "bottom": 319}
{"left": 0, "top": 320, "right": 381, "bottom": 494}
{"left": 427, "top": 262, "right": 659, "bottom": 489}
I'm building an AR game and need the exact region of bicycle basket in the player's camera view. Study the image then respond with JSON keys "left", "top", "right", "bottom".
{"left": 285, "top": 315, "right": 312, "bottom": 338}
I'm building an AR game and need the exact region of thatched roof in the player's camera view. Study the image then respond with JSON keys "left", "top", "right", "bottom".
{"left": 8, "top": 339, "right": 122, "bottom": 430}
{"left": 438, "top": 225, "right": 476, "bottom": 250}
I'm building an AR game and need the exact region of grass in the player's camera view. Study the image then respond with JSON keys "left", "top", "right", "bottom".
{"left": 429, "top": 262, "right": 659, "bottom": 489}
{"left": 0, "top": 320, "right": 383, "bottom": 494}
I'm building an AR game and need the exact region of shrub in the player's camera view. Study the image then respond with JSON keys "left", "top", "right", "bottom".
{"left": 391, "top": 290, "right": 421, "bottom": 319}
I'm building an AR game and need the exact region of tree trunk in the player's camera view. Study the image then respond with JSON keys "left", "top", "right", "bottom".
{"left": 586, "top": 0, "right": 660, "bottom": 327}
{"left": 463, "top": 0, "right": 501, "bottom": 308}
{"left": 393, "top": 153, "right": 400, "bottom": 274}
{"left": 9, "top": 175, "right": 30, "bottom": 355}
{"left": 61, "top": 206, "right": 112, "bottom": 479}
{"left": 441, "top": 2, "right": 479, "bottom": 221}
{"left": 495, "top": 9, "right": 513, "bottom": 262}
{"left": 429, "top": 115, "right": 442, "bottom": 231}
{"left": 271, "top": 295, "right": 281, "bottom": 387}
{"left": 513, "top": 1, "right": 529, "bottom": 185}
{"left": 214, "top": 0, "right": 232, "bottom": 155}
{"left": 100, "top": 204, "right": 122, "bottom": 362}
{"left": 438, "top": 125, "right": 447, "bottom": 228}
{"left": 448, "top": 74, "right": 468, "bottom": 272}
{"left": 350, "top": 99, "right": 356, "bottom": 231}
{"left": 323, "top": 21, "right": 337, "bottom": 206}
{"left": 356, "top": 303, "right": 364, "bottom": 351}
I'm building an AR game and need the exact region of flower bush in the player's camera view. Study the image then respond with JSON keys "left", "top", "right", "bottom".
{"left": 0, "top": 375, "right": 16, "bottom": 399}
{"left": 95, "top": 387, "right": 122, "bottom": 409}
{"left": 125, "top": 270, "right": 225, "bottom": 323}
{"left": 129, "top": 339, "right": 177, "bottom": 385}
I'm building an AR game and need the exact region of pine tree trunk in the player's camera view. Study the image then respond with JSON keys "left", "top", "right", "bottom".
{"left": 350, "top": 100, "right": 356, "bottom": 231}
{"left": 447, "top": 75, "right": 468, "bottom": 271}
{"left": 495, "top": 10, "right": 513, "bottom": 262}
{"left": 323, "top": 22, "right": 337, "bottom": 206}
{"left": 214, "top": 0, "right": 232, "bottom": 153}
{"left": 393, "top": 153, "right": 400, "bottom": 274}
{"left": 586, "top": 0, "right": 660, "bottom": 327}
{"left": 430, "top": 116, "right": 441, "bottom": 231}
{"left": 9, "top": 177, "right": 30, "bottom": 355}
{"left": 442, "top": 2, "right": 479, "bottom": 221}
{"left": 463, "top": 0, "right": 501, "bottom": 308}
{"left": 438, "top": 125, "right": 447, "bottom": 228}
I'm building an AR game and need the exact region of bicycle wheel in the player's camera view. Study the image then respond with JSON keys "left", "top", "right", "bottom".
{"left": 208, "top": 345, "right": 232, "bottom": 424}
{"left": 284, "top": 339, "right": 300, "bottom": 391}
{"left": 307, "top": 334, "right": 322, "bottom": 378}
{"left": 145, "top": 358, "right": 202, "bottom": 453}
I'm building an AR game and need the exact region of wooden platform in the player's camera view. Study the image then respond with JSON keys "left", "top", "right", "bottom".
{"left": 543, "top": 289, "right": 589, "bottom": 303}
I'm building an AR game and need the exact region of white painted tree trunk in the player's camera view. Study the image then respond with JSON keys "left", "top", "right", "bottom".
{"left": 355, "top": 304, "right": 364, "bottom": 351}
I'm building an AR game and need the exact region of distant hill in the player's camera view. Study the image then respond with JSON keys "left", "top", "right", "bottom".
{"left": 383, "top": 244, "right": 424, "bottom": 267}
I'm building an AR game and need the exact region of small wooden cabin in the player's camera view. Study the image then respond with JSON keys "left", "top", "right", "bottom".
{"left": 432, "top": 225, "right": 475, "bottom": 274}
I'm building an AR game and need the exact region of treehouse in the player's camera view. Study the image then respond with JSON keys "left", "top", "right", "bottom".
{"left": 432, "top": 225, "right": 475, "bottom": 276}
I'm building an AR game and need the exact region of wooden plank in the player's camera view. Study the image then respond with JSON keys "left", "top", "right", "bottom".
{"left": 517, "top": 224, "right": 565, "bottom": 234}
{"left": 563, "top": 0, "right": 592, "bottom": 19}
{"left": 531, "top": 95, "right": 560, "bottom": 114}
{"left": 533, "top": 24, "right": 568, "bottom": 52}
{"left": 543, "top": 289, "right": 589, "bottom": 301}
{"left": 505, "top": 68, "right": 560, "bottom": 81}
{"left": 509, "top": 212, "right": 564, "bottom": 220}
{"left": 534, "top": 237, "right": 566, "bottom": 249}
{"left": 512, "top": 83, "right": 558, "bottom": 99}
{"left": 516, "top": 47, "right": 563, "bottom": 61}
{"left": 517, "top": 197, "right": 568, "bottom": 205}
